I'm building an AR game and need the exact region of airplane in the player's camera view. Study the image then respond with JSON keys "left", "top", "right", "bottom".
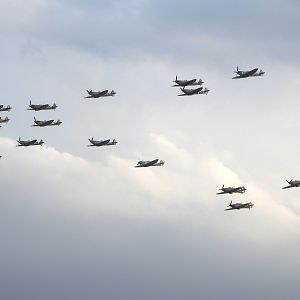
{"left": 282, "top": 179, "right": 300, "bottom": 189}
{"left": 172, "top": 76, "right": 204, "bottom": 87}
{"left": 225, "top": 201, "right": 254, "bottom": 211}
{"left": 232, "top": 67, "right": 265, "bottom": 79}
{"left": 0, "top": 116, "right": 9, "bottom": 123}
{"left": 0, "top": 105, "right": 12, "bottom": 112}
{"left": 27, "top": 100, "right": 57, "bottom": 111}
{"left": 32, "top": 117, "right": 62, "bottom": 127}
{"left": 88, "top": 137, "right": 118, "bottom": 146}
{"left": 135, "top": 159, "right": 165, "bottom": 168}
{"left": 217, "top": 185, "right": 247, "bottom": 195}
{"left": 85, "top": 90, "right": 116, "bottom": 98}
{"left": 178, "top": 87, "right": 209, "bottom": 96}
{"left": 17, "top": 137, "right": 44, "bottom": 147}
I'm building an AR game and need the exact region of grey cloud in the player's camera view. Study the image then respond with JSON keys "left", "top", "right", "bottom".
{"left": 6, "top": 0, "right": 299, "bottom": 64}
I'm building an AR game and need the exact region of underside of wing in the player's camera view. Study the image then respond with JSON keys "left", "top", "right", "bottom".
{"left": 187, "top": 79, "right": 197, "bottom": 85}
{"left": 101, "top": 139, "right": 110, "bottom": 145}
{"left": 245, "top": 68, "right": 258, "bottom": 76}
{"left": 99, "top": 90, "right": 109, "bottom": 96}
{"left": 150, "top": 159, "right": 159, "bottom": 165}
{"left": 282, "top": 185, "right": 293, "bottom": 189}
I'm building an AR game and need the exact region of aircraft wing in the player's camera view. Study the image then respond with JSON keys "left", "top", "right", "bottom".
{"left": 45, "top": 120, "right": 54, "bottom": 125}
{"left": 148, "top": 159, "right": 159, "bottom": 166}
{"left": 95, "top": 139, "right": 110, "bottom": 146}
{"left": 187, "top": 79, "right": 197, "bottom": 85}
{"left": 98, "top": 90, "right": 109, "bottom": 96}
{"left": 39, "top": 104, "right": 49, "bottom": 109}
{"left": 282, "top": 185, "right": 293, "bottom": 189}
{"left": 225, "top": 207, "right": 236, "bottom": 211}
{"left": 216, "top": 191, "right": 226, "bottom": 195}
{"left": 192, "top": 87, "right": 203, "bottom": 94}
{"left": 245, "top": 68, "right": 258, "bottom": 76}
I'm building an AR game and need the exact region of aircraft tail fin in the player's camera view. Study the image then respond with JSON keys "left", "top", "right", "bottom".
{"left": 34, "top": 117, "right": 36, "bottom": 122}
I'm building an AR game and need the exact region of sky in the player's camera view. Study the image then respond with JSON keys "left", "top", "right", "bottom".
{"left": 1, "top": 0, "right": 300, "bottom": 299}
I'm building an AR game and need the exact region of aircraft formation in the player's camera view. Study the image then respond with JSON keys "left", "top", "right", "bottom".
{"left": 172, "top": 76, "right": 210, "bottom": 96}
{"left": 1, "top": 66, "right": 297, "bottom": 211}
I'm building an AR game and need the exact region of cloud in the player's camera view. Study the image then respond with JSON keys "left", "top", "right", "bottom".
{"left": 1, "top": 133, "right": 300, "bottom": 299}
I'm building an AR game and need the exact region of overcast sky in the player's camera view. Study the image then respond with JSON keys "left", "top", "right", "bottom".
{"left": 1, "top": 1, "right": 300, "bottom": 299}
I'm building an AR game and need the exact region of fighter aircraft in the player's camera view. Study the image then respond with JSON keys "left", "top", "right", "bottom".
{"left": 232, "top": 67, "right": 265, "bottom": 79}
{"left": 135, "top": 159, "right": 165, "bottom": 168}
{"left": 225, "top": 201, "right": 254, "bottom": 211}
{"left": 282, "top": 179, "right": 300, "bottom": 189}
{"left": 17, "top": 138, "right": 44, "bottom": 146}
{"left": 178, "top": 87, "right": 209, "bottom": 96}
{"left": 0, "top": 116, "right": 9, "bottom": 124}
{"left": 27, "top": 100, "right": 57, "bottom": 111}
{"left": 217, "top": 185, "right": 247, "bottom": 195}
{"left": 32, "top": 117, "right": 62, "bottom": 127}
{"left": 88, "top": 137, "right": 118, "bottom": 146}
{"left": 0, "top": 105, "right": 12, "bottom": 112}
{"left": 85, "top": 90, "right": 116, "bottom": 98}
{"left": 172, "top": 76, "right": 204, "bottom": 87}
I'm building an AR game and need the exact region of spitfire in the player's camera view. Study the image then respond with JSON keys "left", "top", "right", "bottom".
{"left": 0, "top": 116, "right": 10, "bottom": 124}
{"left": 232, "top": 67, "right": 265, "bottom": 79}
{"left": 27, "top": 100, "right": 57, "bottom": 111}
{"left": 225, "top": 201, "right": 254, "bottom": 211}
{"left": 85, "top": 90, "right": 116, "bottom": 98}
{"left": 217, "top": 185, "right": 247, "bottom": 195}
{"left": 282, "top": 179, "right": 300, "bottom": 189}
{"left": 17, "top": 138, "right": 44, "bottom": 147}
{"left": 135, "top": 159, "right": 165, "bottom": 168}
{"left": 0, "top": 105, "right": 12, "bottom": 112}
{"left": 172, "top": 76, "right": 204, "bottom": 87}
{"left": 88, "top": 137, "right": 118, "bottom": 147}
{"left": 178, "top": 87, "right": 210, "bottom": 96}
{"left": 33, "top": 117, "right": 62, "bottom": 127}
